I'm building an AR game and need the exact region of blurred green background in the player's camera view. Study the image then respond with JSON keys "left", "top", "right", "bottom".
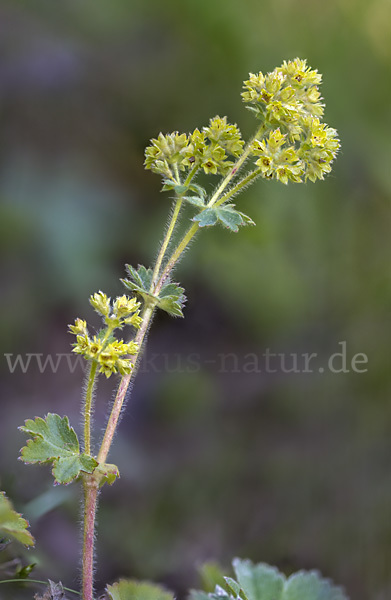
{"left": 1, "top": 1, "right": 391, "bottom": 598}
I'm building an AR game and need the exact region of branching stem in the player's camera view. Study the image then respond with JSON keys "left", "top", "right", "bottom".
{"left": 206, "top": 124, "right": 264, "bottom": 208}
{"left": 82, "top": 124, "right": 264, "bottom": 600}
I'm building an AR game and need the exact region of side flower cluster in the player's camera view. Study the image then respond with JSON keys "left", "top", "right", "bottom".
{"left": 144, "top": 116, "right": 244, "bottom": 180}
{"left": 69, "top": 292, "right": 141, "bottom": 378}
{"left": 242, "top": 58, "right": 340, "bottom": 183}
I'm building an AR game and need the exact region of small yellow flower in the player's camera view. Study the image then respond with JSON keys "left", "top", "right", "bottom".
{"left": 90, "top": 292, "right": 110, "bottom": 317}
{"left": 113, "top": 295, "right": 140, "bottom": 319}
{"left": 68, "top": 318, "right": 87, "bottom": 336}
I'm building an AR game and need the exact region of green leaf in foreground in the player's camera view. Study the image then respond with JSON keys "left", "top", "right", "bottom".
{"left": 232, "top": 559, "right": 284, "bottom": 600}
{"left": 19, "top": 413, "right": 98, "bottom": 485}
{"left": 106, "top": 580, "right": 174, "bottom": 600}
{"left": 231, "top": 558, "right": 349, "bottom": 600}
{"left": 0, "top": 492, "right": 35, "bottom": 546}
{"left": 191, "top": 559, "right": 349, "bottom": 600}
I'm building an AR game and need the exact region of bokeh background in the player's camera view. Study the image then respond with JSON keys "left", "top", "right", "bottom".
{"left": 1, "top": 1, "right": 391, "bottom": 598}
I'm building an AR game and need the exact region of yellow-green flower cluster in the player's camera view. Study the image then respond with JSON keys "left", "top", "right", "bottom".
{"left": 144, "top": 132, "right": 188, "bottom": 179}
{"left": 252, "top": 129, "right": 303, "bottom": 185}
{"left": 242, "top": 58, "right": 323, "bottom": 127}
{"left": 144, "top": 116, "right": 243, "bottom": 179}
{"left": 69, "top": 292, "right": 141, "bottom": 378}
{"left": 243, "top": 58, "right": 340, "bottom": 183}
{"left": 89, "top": 291, "right": 142, "bottom": 330}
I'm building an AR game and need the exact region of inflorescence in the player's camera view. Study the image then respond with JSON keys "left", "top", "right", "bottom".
{"left": 69, "top": 292, "right": 141, "bottom": 378}
{"left": 144, "top": 115, "right": 244, "bottom": 179}
{"left": 243, "top": 58, "right": 340, "bottom": 183}
{"left": 144, "top": 58, "right": 340, "bottom": 187}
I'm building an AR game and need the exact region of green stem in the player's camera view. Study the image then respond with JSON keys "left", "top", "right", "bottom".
{"left": 86, "top": 127, "right": 264, "bottom": 599}
{"left": 151, "top": 197, "right": 183, "bottom": 288}
{"left": 154, "top": 222, "right": 199, "bottom": 295}
{"left": 207, "top": 123, "right": 265, "bottom": 208}
{"left": 84, "top": 361, "right": 98, "bottom": 455}
{"left": 97, "top": 304, "right": 154, "bottom": 465}
{"left": 151, "top": 165, "right": 200, "bottom": 288}
{"left": 0, "top": 580, "right": 81, "bottom": 595}
{"left": 213, "top": 168, "right": 262, "bottom": 209}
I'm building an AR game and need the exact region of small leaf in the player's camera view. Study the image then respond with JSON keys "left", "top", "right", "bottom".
{"left": 106, "top": 580, "right": 174, "bottom": 600}
{"left": 137, "top": 265, "right": 154, "bottom": 291}
{"left": 19, "top": 414, "right": 98, "bottom": 485}
{"left": 237, "top": 211, "right": 256, "bottom": 226}
{"left": 188, "top": 183, "right": 206, "bottom": 198}
{"left": 157, "top": 296, "right": 184, "bottom": 317}
{"left": 183, "top": 195, "right": 206, "bottom": 208}
{"left": 94, "top": 463, "right": 120, "bottom": 488}
{"left": 161, "top": 179, "right": 177, "bottom": 191}
{"left": 157, "top": 282, "right": 186, "bottom": 317}
{"left": 159, "top": 282, "right": 184, "bottom": 298}
{"left": 124, "top": 264, "right": 146, "bottom": 290}
{"left": 123, "top": 267, "right": 186, "bottom": 318}
{"left": 192, "top": 205, "right": 250, "bottom": 232}
{"left": 0, "top": 492, "right": 35, "bottom": 547}
{"left": 224, "top": 578, "right": 241, "bottom": 597}
{"left": 16, "top": 562, "right": 36, "bottom": 578}
{"left": 173, "top": 184, "right": 189, "bottom": 195}
{"left": 216, "top": 207, "right": 244, "bottom": 232}
{"left": 193, "top": 208, "right": 218, "bottom": 227}
{"left": 122, "top": 265, "right": 157, "bottom": 306}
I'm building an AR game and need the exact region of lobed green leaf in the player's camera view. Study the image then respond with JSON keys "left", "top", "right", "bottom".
{"left": 231, "top": 559, "right": 349, "bottom": 600}
{"left": 191, "top": 559, "right": 349, "bottom": 600}
{"left": 19, "top": 413, "right": 98, "bottom": 485}
{"left": 94, "top": 462, "right": 120, "bottom": 488}
{"left": 232, "top": 559, "right": 284, "bottom": 600}
{"left": 183, "top": 195, "right": 206, "bottom": 208}
{"left": 122, "top": 266, "right": 186, "bottom": 317}
{"left": 193, "top": 208, "right": 218, "bottom": 228}
{"left": 192, "top": 204, "right": 253, "bottom": 232}
{"left": 0, "top": 492, "right": 35, "bottom": 547}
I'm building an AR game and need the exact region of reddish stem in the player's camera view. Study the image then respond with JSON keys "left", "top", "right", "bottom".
{"left": 82, "top": 476, "right": 99, "bottom": 600}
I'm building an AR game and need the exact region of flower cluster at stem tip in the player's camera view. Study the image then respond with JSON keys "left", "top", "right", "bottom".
{"left": 144, "top": 59, "right": 340, "bottom": 186}
{"left": 69, "top": 292, "right": 141, "bottom": 378}
{"left": 243, "top": 58, "right": 340, "bottom": 183}
{"left": 145, "top": 115, "right": 244, "bottom": 178}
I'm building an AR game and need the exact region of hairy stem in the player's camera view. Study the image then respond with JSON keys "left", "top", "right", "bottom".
{"left": 151, "top": 165, "right": 199, "bottom": 288}
{"left": 83, "top": 362, "right": 98, "bottom": 455}
{"left": 82, "top": 476, "right": 99, "bottom": 600}
{"left": 207, "top": 123, "right": 265, "bottom": 208}
{"left": 154, "top": 222, "right": 199, "bottom": 295}
{"left": 83, "top": 126, "right": 264, "bottom": 599}
{"left": 97, "top": 304, "right": 154, "bottom": 465}
{"left": 151, "top": 197, "right": 183, "bottom": 288}
{"left": 213, "top": 168, "right": 262, "bottom": 208}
